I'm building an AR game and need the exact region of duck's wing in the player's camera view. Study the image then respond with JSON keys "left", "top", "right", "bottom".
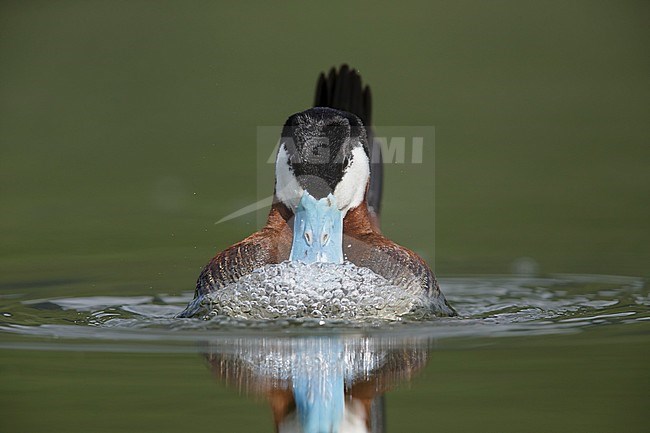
{"left": 195, "top": 231, "right": 287, "bottom": 296}
{"left": 340, "top": 203, "right": 455, "bottom": 316}
{"left": 196, "top": 207, "right": 292, "bottom": 297}
{"left": 177, "top": 208, "right": 292, "bottom": 317}
{"left": 344, "top": 230, "right": 456, "bottom": 317}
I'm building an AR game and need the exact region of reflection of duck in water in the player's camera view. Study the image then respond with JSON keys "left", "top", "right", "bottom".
{"left": 204, "top": 334, "right": 431, "bottom": 433}
{"left": 181, "top": 65, "right": 455, "bottom": 317}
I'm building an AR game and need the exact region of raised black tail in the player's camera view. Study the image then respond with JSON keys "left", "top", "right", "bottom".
{"left": 313, "top": 65, "right": 383, "bottom": 220}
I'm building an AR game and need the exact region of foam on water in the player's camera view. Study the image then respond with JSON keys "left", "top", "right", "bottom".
{"left": 198, "top": 261, "right": 434, "bottom": 321}
{"left": 0, "top": 272, "right": 647, "bottom": 353}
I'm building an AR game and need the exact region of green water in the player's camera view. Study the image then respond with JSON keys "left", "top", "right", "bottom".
{"left": 1, "top": 1, "right": 649, "bottom": 432}
{"left": 1, "top": 325, "right": 648, "bottom": 432}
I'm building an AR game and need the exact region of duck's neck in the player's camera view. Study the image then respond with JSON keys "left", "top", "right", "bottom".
{"left": 266, "top": 197, "right": 379, "bottom": 237}
{"left": 343, "top": 201, "right": 379, "bottom": 235}
{"left": 264, "top": 201, "right": 293, "bottom": 236}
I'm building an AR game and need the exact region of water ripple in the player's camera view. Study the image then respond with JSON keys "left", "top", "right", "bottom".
{"left": 0, "top": 274, "right": 647, "bottom": 352}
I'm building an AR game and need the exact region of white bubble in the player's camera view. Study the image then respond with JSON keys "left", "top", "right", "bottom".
{"left": 204, "top": 261, "right": 435, "bottom": 321}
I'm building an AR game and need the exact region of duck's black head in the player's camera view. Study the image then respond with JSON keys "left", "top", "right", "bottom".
{"left": 275, "top": 107, "right": 370, "bottom": 212}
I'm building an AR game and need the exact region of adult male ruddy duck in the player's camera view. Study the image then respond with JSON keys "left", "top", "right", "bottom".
{"left": 182, "top": 65, "right": 455, "bottom": 317}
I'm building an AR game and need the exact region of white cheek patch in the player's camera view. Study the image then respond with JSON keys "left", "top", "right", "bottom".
{"left": 334, "top": 146, "right": 370, "bottom": 215}
{"left": 275, "top": 143, "right": 304, "bottom": 210}
{"left": 276, "top": 143, "right": 370, "bottom": 214}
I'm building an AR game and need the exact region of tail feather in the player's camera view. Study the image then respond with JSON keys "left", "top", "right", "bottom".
{"left": 313, "top": 64, "right": 383, "bottom": 222}
{"left": 314, "top": 64, "right": 372, "bottom": 126}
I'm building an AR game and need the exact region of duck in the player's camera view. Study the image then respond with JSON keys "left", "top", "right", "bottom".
{"left": 181, "top": 65, "right": 455, "bottom": 318}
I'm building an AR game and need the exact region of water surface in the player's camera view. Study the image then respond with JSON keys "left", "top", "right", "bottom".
{"left": 1, "top": 274, "right": 648, "bottom": 432}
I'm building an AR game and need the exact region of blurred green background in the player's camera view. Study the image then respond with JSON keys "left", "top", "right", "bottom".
{"left": 1, "top": 1, "right": 648, "bottom": 288}
{"left": 0, "top": 2, "right": 648, "bottom": 432}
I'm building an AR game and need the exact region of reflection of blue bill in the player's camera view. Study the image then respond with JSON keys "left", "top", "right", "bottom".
{"left": 290, "top": 192, "right": 343, "bottom": 264}
{"left": 292, "top": 339, "right": 345, "bottom": 433}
